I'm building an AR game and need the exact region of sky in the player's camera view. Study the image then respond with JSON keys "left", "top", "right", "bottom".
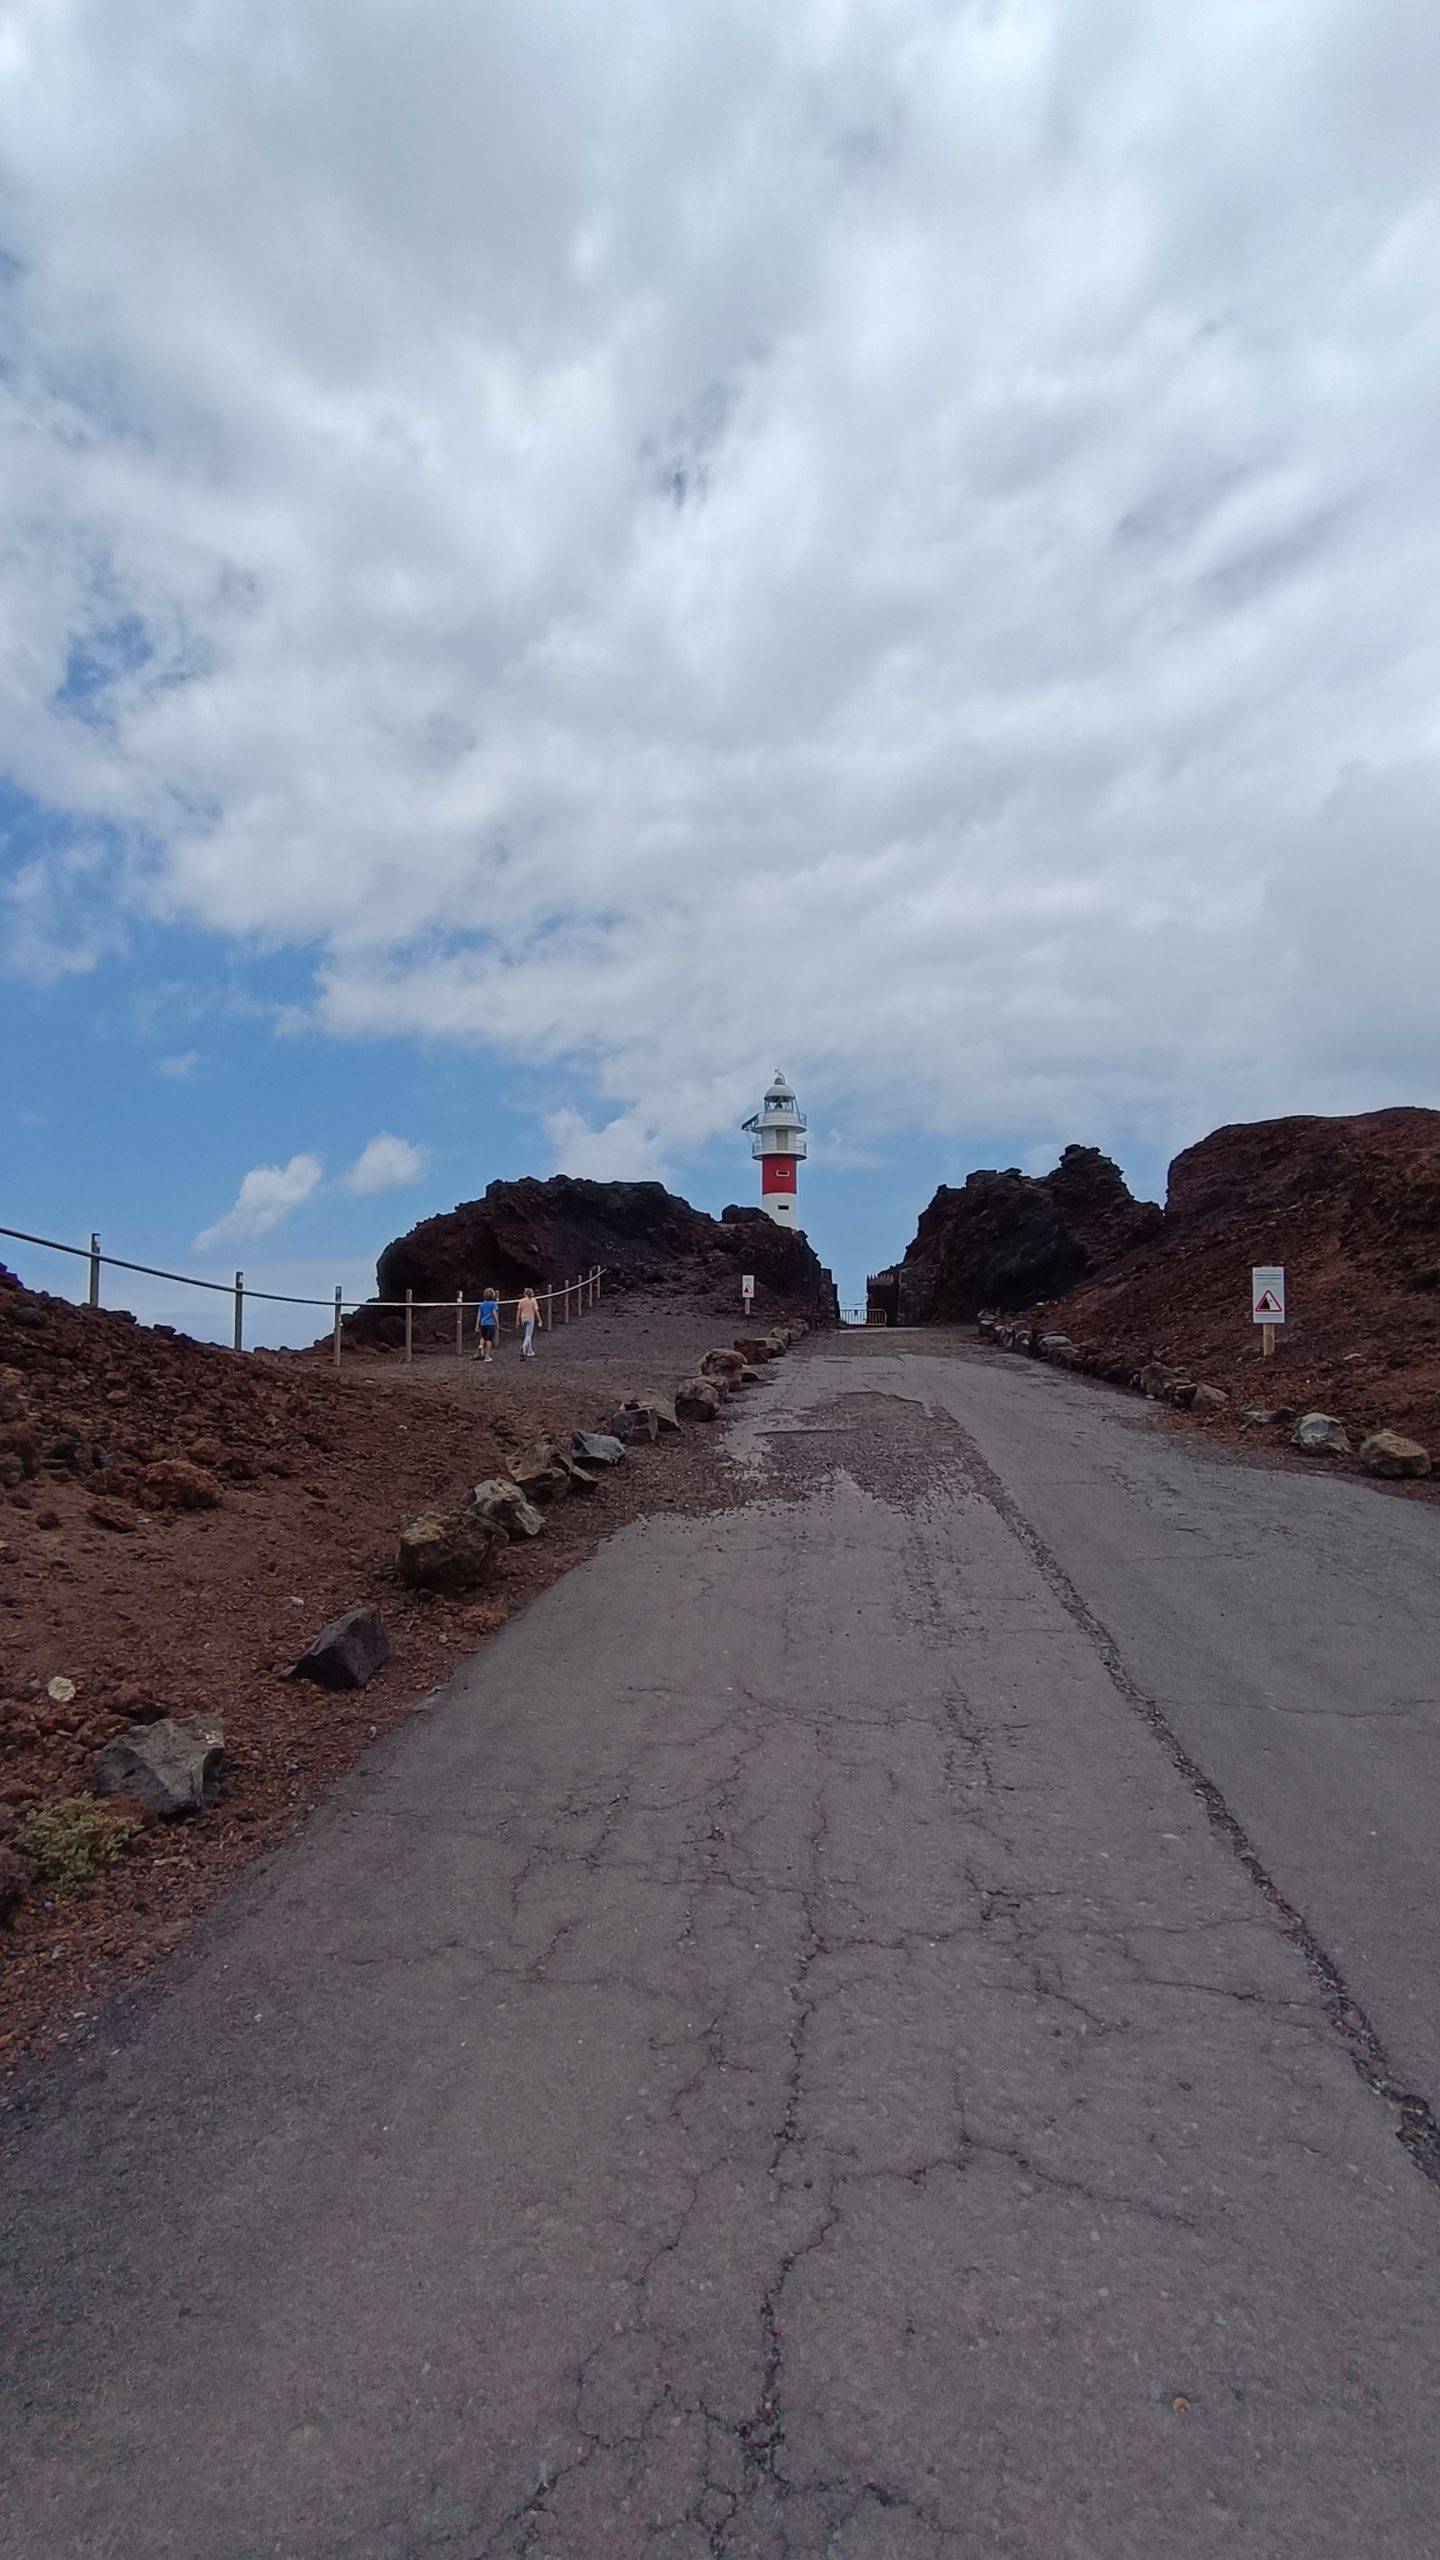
{"left": 3, "top": 0, "right": 1439, "bottom": 1340}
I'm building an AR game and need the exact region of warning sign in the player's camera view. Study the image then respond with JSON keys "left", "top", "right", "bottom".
{"left": 1252, "top": 1267, "right": 1286, "bottom": 1324}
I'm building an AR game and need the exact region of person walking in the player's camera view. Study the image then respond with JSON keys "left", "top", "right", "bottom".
{"left": 516, "top": 1285, "right": 543, "bottom": 1360}
{"left": 473, "top": 1287, "right": 500, "bottom": 1364}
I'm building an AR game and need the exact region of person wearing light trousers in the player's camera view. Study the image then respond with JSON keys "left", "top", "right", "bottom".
{"left": 516, "top": 1285, "right": 543, "bottom": 1359}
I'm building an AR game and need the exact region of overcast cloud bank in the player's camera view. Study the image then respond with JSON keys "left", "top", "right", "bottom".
{"left": 2, "top": 0, "right": 1438, "bottom": 1181}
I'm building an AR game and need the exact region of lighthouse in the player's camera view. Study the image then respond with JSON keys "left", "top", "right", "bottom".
{"left": 743, "top": 1070, "right": 808, "bottom": 1228}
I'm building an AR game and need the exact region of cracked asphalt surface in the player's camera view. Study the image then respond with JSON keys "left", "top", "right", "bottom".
{"left": 4, "top": 1333, "right": 1440, "bottom": 2558}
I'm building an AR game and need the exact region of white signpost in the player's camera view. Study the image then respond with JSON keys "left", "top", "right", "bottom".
{"left": 741, "top": 1273, "right": 755, "bottom": 1311}
{"left": 1252, "top": 1266, "right": 1286, "bottom": 1357}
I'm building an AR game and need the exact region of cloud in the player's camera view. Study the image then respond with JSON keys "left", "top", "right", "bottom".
{"left": 157, "top": 1050, "right": 199, "bottom": 1078}
{"left": 544, "top": 1108, "right": 668, "bottom": 1182}
{"left": 195, "top": 1152, "right": 323, "bottom": 1250}
{"left": 3, "top": 1, "right": 1440, "bottom": 1160}
{"left": 342, "top": 1131, "right": 426, "bottom": 1194}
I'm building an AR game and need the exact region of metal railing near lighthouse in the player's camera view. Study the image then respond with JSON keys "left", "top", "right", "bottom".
{"left": 0, "top": 1221, "right": 604, "bottom": 1369}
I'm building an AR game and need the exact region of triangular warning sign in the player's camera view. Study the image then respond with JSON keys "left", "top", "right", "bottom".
{"left": 1255, "top": 1289, "right": 1282, "bottom": 1315}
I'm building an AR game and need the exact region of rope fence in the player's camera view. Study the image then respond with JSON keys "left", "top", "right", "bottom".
{"left": 0, "top": 1222, "right": 604, "bottom": 1368}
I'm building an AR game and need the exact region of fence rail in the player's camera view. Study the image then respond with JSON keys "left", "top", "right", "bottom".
{"left": 0, "top": 1222, "right": 604, "bottom": 1367}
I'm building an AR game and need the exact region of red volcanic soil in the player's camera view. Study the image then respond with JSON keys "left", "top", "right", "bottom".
{"left": 1034, "top": 1109, "right": 1440, "bottom": 1457}
{"left": 0, "top": 1271, "right": 755, "bottom": 2088}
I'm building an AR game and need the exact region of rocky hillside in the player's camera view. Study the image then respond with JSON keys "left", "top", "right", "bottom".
{"left": 346, "top": 1177, "right": 837, "bottom": 1347}
{"left": 878, "top": 1145, "right": 1161, "bottom": 1324}
{"left": 1024, "top": 1108, "right": 1440, "bottom": 1453}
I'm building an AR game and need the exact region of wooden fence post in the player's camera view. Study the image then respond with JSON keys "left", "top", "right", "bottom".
{"left": 405, "top": 1289, "right": 414, "bottom": 1364}
{"left": 233, "top": 1271, "right": 245, "bottom": 1353}
{"left": 88, "top": 1233, "right": 101, "bottom": 1308}
{"left": 455, "top": 1292, "right": 464, "bottom": 1357}
{"left": 333, "top": 1285, "right": 343, "bottom": 1369}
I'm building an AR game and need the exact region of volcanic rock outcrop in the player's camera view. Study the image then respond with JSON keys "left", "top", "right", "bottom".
{"left": 346, "top": 1177, "right": 837, "bottom": 1347}
{"left": 881, "top": 1146, "right": 1161, "bottom": 1325}
{"left": 1023, "top": 1107, "right": 1440, "bottom": 1454}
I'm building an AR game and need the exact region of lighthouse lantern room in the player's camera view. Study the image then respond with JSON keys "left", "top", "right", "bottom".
{"left": 743, "top": 1070, "right": 808, "bottom": 1228}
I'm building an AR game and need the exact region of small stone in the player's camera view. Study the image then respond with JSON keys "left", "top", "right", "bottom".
{"left": 1290, "top": 1413, "right": 1352, "bottom": 1457}
{"left": 92, "top": 1717, "right": 224, "bottom": 1820}
{"left": 470, "top": 1478, "right": 546, "bottom": 1539}
{"left": 289, "top": 1605, "right": 391, "bottom": 1689}
{"left": 46, "top": 1675, "right": 77, "bottom": 1705}
{"left": 571, "top": 1431, "right": 626, "bottom": 1470}
{"left": 675, "top": 1379, "right": 722, "bottom": 1423}
{"left": 1191, "top": 1384, "right": 1228, "bottom": 1413}
{"left": 89, "top": 1498, "right": 138, "bottom": 1532}
{"left": 507, "top": 1443, "right": 572, "bottom": 1504}
{"left": 1359, "top": 1430, "right": 1432, "bottom": 1480}
{"left": 611, "top": 1401, "right": 660, "bottom": 1444}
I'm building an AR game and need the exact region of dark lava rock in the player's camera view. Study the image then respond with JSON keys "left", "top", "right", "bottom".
{"left": 289, "top": 1605, "right": 391, "bottom": 1690}
{"left": 890, "top": 1146, "right": 1161, "bottom": 1324}
{"left": 571, "top": 1430, "right": 626, "bottom": 1470}
{"left": 342, "top": 1177, "right": 838, "bottom": 1350}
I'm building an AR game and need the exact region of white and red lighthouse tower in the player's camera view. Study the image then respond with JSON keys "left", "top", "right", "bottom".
{"left": 743, "top": 1070, "right": 808, "bottom": 1228}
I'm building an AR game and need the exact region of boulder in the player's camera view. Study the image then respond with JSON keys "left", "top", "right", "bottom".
{"left": 572, "top": 1430, "right": 626, "bottom": 1470}
{"left": 700, "top": 1349, "right": 747, "bottom": 1386}
{"left": 1290, "top": 1413, "right": 1352, "bottom": 1457}
{"left": 611, "top": 1401, "right": 659, "bottom": 1445}
{"left": 1191, "top": 1384, "right": 1229, "bottom": 1414}
{"left": 289, "top": 1606, "right": 391, "bottom": 1689}
{"left": 1238, "top": 1407, "right": 1283, "bottom": 1425}
{"left": 1359, "top": 1430, "right": 1432, "bottom": 1480}
{"left": 648, "top": 1394, "right": 681, "bottom": 1434}
{"left": 470, "top": 1477, "right": 546, "bottom": 1538}
{"left": 141, "top": 1458, "right": 223, "bottom": 1512}
{"left": 675, "top": 1378, "right": 723, "bottom": 1422}
{"left": 1037, "top": 1335, "right": 1072, "bottom": 1355}
{"left": 1167, "top": 1380, "right": 1198, "bottom": 1409}
{"left": 398, "top": 1506, "right": 506, "bottom": 1593}
{"left": 734, "top": 1338, "right": 772, "bottom": 1363}
{"left": 93, "top": 1717, "right": 224, "bottom": 1819}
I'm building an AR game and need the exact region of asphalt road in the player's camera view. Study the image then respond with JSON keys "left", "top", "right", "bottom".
{"left": 4, "top": 1335, "right": 1440, "bottom": 2559}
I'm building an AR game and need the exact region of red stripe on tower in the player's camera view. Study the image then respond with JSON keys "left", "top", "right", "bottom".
{"left": 742, "top": 1069, "right": 808, "bottom": 1228}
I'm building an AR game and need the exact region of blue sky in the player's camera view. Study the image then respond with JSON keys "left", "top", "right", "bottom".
{"left": 6, "top": 900, "right": 1169, "bottom": 1341}
{"left": 4, "top": 0, "right": 1439, "bottom": 1341}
